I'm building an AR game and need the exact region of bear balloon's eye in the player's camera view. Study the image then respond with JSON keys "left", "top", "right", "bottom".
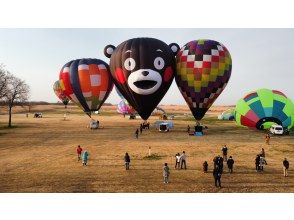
{"left": 154, "top": 57, "right": 165, "bottom": 70}
{"left": 124, "top": 58, "right": 136, "bottom": 71}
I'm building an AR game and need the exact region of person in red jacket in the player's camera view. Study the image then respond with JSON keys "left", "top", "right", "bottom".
{"left": 76, "top": 145, "right": 83, "bottom": 161}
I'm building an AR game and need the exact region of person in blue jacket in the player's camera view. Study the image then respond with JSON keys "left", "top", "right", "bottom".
{"left": 82, "top": 150, "right": 89, "bottom": 166}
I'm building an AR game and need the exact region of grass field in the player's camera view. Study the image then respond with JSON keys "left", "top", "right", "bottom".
{"left": 0, "top": 104, "right": 294, "bottom": 192}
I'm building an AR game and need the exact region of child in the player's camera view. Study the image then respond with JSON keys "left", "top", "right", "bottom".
{"left": 203, "top": 161, "right": 208, "bottom": 173}
{"left": 76, "top": 145, "right": 83, "bottom": 161}
{"left": 82, "top": 150, "right": 89, "bottom": 166}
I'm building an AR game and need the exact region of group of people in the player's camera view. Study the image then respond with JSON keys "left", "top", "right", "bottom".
{"left": 135, "top": 122, "right": 150, "bottom": 138}
{"left": 76, "top": 141, "right": 290, "bottom": 187}
{"left": 255, "top": 148, "right": 267, "bottom": 172}
{"left": 76, "top": 145, "right": 89, "bottom": 166}
{"left": 175, "top": 151, "right": 187, "bottom": 170}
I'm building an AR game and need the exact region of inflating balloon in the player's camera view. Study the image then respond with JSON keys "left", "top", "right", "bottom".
{"left": 235, "top": 88, "right": 294, "bottom": 129}
{"left": 53, "top": 80, "right": 69, "bottom": 107}
{"left": 117, "top": 100, "right": 135, "bottom": 115}
{"left": 175, "top": 39, "right": 232, "bottom": 120}
{"left": 59, "top": 58, "right": 113, "bottom": 117}
{"left": 104, "top": 37, "right": 180, "bottom": 120}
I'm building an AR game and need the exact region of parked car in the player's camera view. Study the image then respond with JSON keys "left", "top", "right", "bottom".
{"left": 269, "top": 124, "right": 284, "bottom": 135}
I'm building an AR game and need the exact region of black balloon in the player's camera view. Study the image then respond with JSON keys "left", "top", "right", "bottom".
{"left": 105, "top": 38, "right": 179, "bottom": 120}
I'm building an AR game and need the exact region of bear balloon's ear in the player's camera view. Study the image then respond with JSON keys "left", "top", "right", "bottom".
{"left": 169, "top": 43, "right": 180, "bottom": 56}
{"left": 104, "top": 45, "right": 116, "bottom": 58}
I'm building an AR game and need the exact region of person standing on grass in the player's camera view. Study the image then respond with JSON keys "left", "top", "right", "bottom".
{"left": 213, "top": 166, "right": 222, "bottom": 188}
{"left": 82, "top": 150, "right": 89, "bottom": 166}
{"left": 227, "top": 156, "right": 235, "bottom": 173}
{"left": 219, "top": 156, "right": 224, "bottom": 174}
{"left": 213, "top": 155, "right": 218, "bottom": 169}
{"left": 163, "top": 163, "right": 170, "bottom": 183}
{"left": 222, "top": 145, "right": 228, "bottom": 162}
{"left": 283, "top": 158, "right": 289, "bottom": 177}
{"left": 259, "top": 155, "right": 267, "bottom": 171}
{"left": 175, "top": 153, "right": 181, "bottom": 169}
{"left": 255, "top": 154, "right": 260, "bottom": 172}
{"left": 135, "top": 129, "right": 139, "bottom": 139}
{"left": 124, "top": 152, "right": 131, "bottom": 170}
{"left": 203, "top": 161, "right": 208, "bottom": 173}
{"left": 180, "top": 151, "right": 187, "bottom": 169}
{"left": 265, "top": 134, "right": 270, "bottom": 145}
{"left": 76, "top": 145, "right": 83, "bottom": 161}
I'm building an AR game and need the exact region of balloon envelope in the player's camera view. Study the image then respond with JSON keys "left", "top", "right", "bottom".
{"left": 235, "top": 88, "right": 294, "bottom": 129}
{"left": 117, "top": 100, "right": 135, "bottom": 114}
{"left": 107, "top": 37, "right": 177, "bottom": 120}
{"left": 53, "top": 80, "right": 69, "bottom": 106}
{"left": 175, "top": 39, "right": 232, "bottom": 120}
{"left": 59, "top": 58, "right": 113, "bottom": 116}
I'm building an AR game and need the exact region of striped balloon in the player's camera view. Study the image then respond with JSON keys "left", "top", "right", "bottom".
{"left": 235, "top": 88, "right": 294, "bottom": 129}
{"left": 59, "top": 58, "right": 113, "bottom": 116}
{"left": 53, "top": 80, "right": 69, "bottom": 107}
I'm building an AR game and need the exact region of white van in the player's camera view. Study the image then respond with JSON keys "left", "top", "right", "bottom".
{"left": 269, "top": 125, "right": 284, "bottom": 135}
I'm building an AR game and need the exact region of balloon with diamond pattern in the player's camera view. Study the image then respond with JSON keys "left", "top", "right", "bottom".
{"left": 175, "top": 39, "right": 232, "bottom": 120}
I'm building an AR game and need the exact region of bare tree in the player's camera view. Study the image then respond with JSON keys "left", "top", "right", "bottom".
{"left": 4, "top": 74, "right": 30, "bottom": 127}
{"left": 0, "top": 64, "right": 9, "bottom": 99}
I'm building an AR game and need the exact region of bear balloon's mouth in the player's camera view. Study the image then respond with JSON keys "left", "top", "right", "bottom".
{"left": 128, "top": 69, "right": 162, "bottom": 95}
{"left": 133, "top": 80, "right": 157, "bottom": 90}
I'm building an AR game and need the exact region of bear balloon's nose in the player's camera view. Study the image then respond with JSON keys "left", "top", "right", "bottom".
{"left": 142, "top": 71, "right": 149, "bottom": 76}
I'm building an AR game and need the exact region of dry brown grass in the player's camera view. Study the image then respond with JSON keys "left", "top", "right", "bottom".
{"left": 0, "top": 104, "right": 293, "bottom": 192}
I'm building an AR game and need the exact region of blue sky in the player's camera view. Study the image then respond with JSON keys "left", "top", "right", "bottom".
{"left": 0, "top": 28, "right": 293, "bottom": 105}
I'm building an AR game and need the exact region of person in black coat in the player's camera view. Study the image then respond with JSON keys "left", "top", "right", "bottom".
{"left": 283, "top": 158, "right": 289, "bottom": 177}
{"left": 135, "top": 129, "right": 139, "bottom": 139}
{"left": 222, "top": 145, "right": 228, "bottom": 162}
{"left": 213, "top": 166, "right": 222, "bottom": 188}
{"left": 255, "top": 154, "right": 260, "bottom": 172}
{"left": 124, "top": 152, "right": 131, "bottom": 170}
{"left": 218, "top": 156, "right": 224, "bottom": 174}
{"left": 227, "top": 156, "right": 235, "bottom": 173}
{"left": 203, "top": 161, "right": 208, "bottom": 173}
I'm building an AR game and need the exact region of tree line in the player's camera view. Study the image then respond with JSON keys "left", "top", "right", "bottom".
{"left": 0, "top": 64, "right": 30, "bottom": 127}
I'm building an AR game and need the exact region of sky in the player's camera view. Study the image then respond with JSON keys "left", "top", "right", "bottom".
{"left": 0, "top": 28, "right": 293, "bottom": 106}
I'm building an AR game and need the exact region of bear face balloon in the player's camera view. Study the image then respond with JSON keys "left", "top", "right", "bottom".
{"left": 105, "top": 38, "right": 179, "bottom": 120}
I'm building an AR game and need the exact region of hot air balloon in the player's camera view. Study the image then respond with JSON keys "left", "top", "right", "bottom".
{"left": 53, "top": 80, "right": 69, "bottom": 108}
{"left": 104, "top": 37, "right": 180, "bottom": 120}
{"left": 235, "top": 88, "right": 294, "bottom": 130}
{"left": 59, "top": 58, "right": 113, "bottom": 117}
{"left": 117, "top": 100, "right": 135, "bottom": 115}
{"left": 175, "top": 39, "right": 232, "bottom": 120}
